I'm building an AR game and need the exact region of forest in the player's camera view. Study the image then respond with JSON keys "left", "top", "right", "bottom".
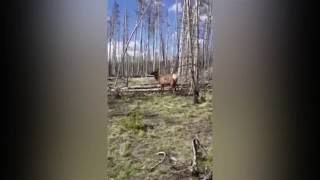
{"left": 107, "top": 0, "right": 214, "bottom": 179}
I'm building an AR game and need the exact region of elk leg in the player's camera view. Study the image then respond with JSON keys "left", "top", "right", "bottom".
{"left": 172, "top": 83, "right": 176, "bottom": 93}
{"left": 171, "top": 85, "right": 175, "bottom": 94}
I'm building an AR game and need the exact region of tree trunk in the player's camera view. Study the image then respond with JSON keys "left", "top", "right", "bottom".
{"left": 187, "top": 0, "right": 199, "bottom": 104}
{"left": 133, "top": 25, "right": 137, "bottom": 76}
{"left": 122, "top": 13, "right": 126, "bottom": 77}
{"left": 124, "top": 8, "right": 129, "bottom": 86}
{"left": 138, "top": 1, "right": 145, "bottom": 77}
{"left": 174, "top": 0, "right": 180, "bottom": 74}
{"left": 158, "top": 4, "right": 161, "bottom": 74}
{"left": 178, "top": 0, "right": 187, "bottom": 78}
{"left": 153, "top": 5, "right": 156, "bottom": 72}
{"left": 146, "top": 16, "right": 150, "bottom": 75}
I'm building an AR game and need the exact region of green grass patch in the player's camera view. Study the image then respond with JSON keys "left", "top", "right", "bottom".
{"left": 119, "top": 108, "right": 145, "bottom": 132}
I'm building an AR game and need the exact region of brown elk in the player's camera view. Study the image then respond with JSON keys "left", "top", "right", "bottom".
{"left": 150, "top": 70, "right": 178, "bottom": 93}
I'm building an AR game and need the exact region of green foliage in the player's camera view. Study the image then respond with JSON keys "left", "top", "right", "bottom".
{"left": 119, "top": 108, "right": 145, "bottom": 132}
{"left": 108, "top": 158, "right": 140, "bottom": 180}
{"left": 116, "top": 163, "right": 140, "bottom": 179}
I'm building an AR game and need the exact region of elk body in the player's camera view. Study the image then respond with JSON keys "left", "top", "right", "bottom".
{"left": 150, "top": 70, "right": 178, "bottom": 93}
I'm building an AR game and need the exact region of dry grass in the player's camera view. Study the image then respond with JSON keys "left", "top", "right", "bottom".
{"left": 107, "top": 89, "right": 213, "bottom": 180}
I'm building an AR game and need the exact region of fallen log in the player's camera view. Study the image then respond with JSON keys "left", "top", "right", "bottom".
{"left": 127, "top": 84, "right": 191, "bottom": 90}
{"left": 109, "top": 87, "right": 184, "bottom": 93}
{"left": 107, "top": 82, "right": 212, "bottom": 96}
{"left": 108, "top": 83, "right": 210, "bottom": 90}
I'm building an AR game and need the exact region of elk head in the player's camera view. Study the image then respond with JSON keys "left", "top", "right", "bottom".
{"left": 150, "top": 70, "right": 159, "bottom": 80}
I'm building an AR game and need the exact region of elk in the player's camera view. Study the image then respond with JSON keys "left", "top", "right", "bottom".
{"left": 150, "top": 70, "right": 178, "bottom": 93}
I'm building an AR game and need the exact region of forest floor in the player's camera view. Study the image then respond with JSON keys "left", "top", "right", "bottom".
{"left": 107, "top": 78, "right": 213, "bottom": 180}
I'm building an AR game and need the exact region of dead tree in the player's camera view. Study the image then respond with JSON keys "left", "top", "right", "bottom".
{"left": 113, "top": 0, "right": 153, "bottom": 88}
{"left": 146, "top": 14, "right": 151, "bottom": 75}
{"left": 137, "top": 0, "right": 145, "bottom": 76}
{"left": 124, "top": 8, "right": 129, "bottom": 86}
{"left": 111, "top": 1, "right": 120, "bottom": 77}
{"left": 174, "top": 0, "right": 181, "bottom": 74}
{"left": 186, "top": 0, "right": 199, "bottom": 104}
{"left": 133, "top": 21, "right": 138, "bottom": 76}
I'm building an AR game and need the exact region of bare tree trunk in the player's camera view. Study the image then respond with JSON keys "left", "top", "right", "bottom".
{"left": 146, "top": 16, "right": 150, "bottom": 75}
{"left": 178, "top": 0, "right": 187, "bottom": 78}
{"left": 174, "top": 0, "right": 180, "bottom": 74}
{"left": 144, "top": 43, "right": 148, "bottom": 76}
{"left": 122, "top": 12, "right": 126, "bottom": 77}
{"left": 195, "top": 0, "right": 200, "bottom": 91}
{"left": 109, "top": 41, "right": 112, "bottom": 75}
{"left": 153, "top": 28, "right": 155, "bottom": 71}
{"left": 138, "top": 22, "right": 142, "bottom": 76}
{"left": 112, "top": 31, "right": 116, "bottom": 76}
{"left": 154, "top": 13, "right": 158, "bottom": 72}
{"left": 171, "top": 32, "right": 175, "bottom": 73}
{"left": 165, "top": 29, "right": 168, "bottom": 73}
{"left": 157, "top": 4, "right": 161, "bottom": 74}
{"left": 187, "top": 0, "right": 199, "bottom": 104}
{"left": 113, "top": 35, "right": 117, "bottom": 76}
{"left": 133, "top": 25, "right": 137, "bottom": 76}
{"left": 160, "top": 31, "right": 165, "bottom": 74}
{"left": 203, "top": 19, "right": 207, "bottom": 69}
{"left": 124, "top": 8, "right": 129, "bottom": 86}
{"left": 106, "top": 22, "right": 109, "bottom": 78}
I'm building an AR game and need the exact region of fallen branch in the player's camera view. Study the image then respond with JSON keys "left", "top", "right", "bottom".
{"left": 110, "top": 88, "right": 182, "bottom": 93}
{"left": 167, "top": 135, "right": 213, "bottom": 178}
{"left": 109, "top": 83, "right": 209, "bottom": 91}
{"left": 149, "top": 151, "right": 167, "bottom": 171}
{"left": 190, "top": 138, "right": 199, "bottom": 175}
{"left": 169, "top": 167, "right": 190, "bottom": 174}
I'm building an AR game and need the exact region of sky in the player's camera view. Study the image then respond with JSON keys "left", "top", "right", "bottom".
{"left": 107, "top": 0, "right": 180, "bottom": 34}
{"left": 106, "top": 0, "right": 208, "bottom": 58}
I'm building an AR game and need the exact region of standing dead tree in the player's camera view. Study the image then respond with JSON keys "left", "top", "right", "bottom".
{"left": 123, "top": 7, "right": 129, "bottom": 86}
{"left": 109, "top": 1, "right": 120, "bottom": 77}
{"left": 174, "top": 0, "right": 181, "bottom": 74}
{"left": 138, "top": 0, "right": 145, "bottom": 76}
{"left": 177, "top": 0, "right": 200, "bottom": 103}
{"left": 113, "top": 0, "right": 153, "bottom": 88}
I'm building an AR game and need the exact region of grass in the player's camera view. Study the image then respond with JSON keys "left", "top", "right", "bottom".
{"left": 119, "top": 108, "right": 145, "bottom": 132}
{"left": 107, "top": 90, "right": 214, "bottom": 179}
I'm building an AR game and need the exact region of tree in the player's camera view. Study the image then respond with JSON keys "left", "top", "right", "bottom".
{"left": 186, "top": 0, "right": 199, "bottom": 103}
{"left": 178, "top": 0, "right": 187, "bottom": 79}
{"left": 174, "top": 0, "right": 181, "bottom": 74}
{"left": 123, "top": 7, "right": 129, "bottom": 86}
{"left": 146, "top": 13, "right": 151, "bottom": 75}
{"left": 138, "top": 0, "right": 145, "bottom": 76}
{"left": 107, "top": 16, "right": 112, "bottom": 76}
{"left": 111, "top": 0, "right": 120, "bottom": 76}
{"left": 133, "top": 19, "right": 138, "bottom": 76}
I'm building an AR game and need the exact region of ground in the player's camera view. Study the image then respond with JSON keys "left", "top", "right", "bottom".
{"left": 107, "top": 78, "right": 213, "bottom": 180}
